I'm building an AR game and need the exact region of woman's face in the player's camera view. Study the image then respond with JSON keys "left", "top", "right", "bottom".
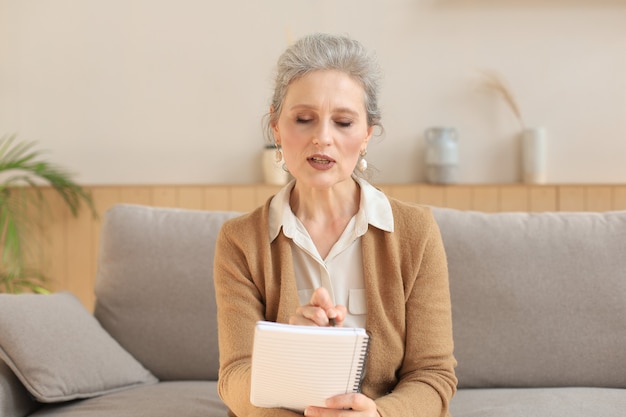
{"left": 272, "top": 70, "right": 373, "bottom": 190}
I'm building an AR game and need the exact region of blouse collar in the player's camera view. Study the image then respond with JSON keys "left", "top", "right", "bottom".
{"left": 268, "top": 176, "right": 394, "bottom": 242}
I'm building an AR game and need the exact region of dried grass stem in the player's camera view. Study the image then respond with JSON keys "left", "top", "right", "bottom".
{"left": 481, "top": 70, "right": 525, "bottom": 129}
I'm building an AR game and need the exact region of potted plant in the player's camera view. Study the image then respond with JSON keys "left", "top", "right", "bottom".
{"left": 0, "top": 134, "right": 97, "bottom": 293}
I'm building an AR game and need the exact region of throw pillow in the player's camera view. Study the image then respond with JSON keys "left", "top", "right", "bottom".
{"left": 0, "top": 291, "right": 157, "bottom": 403}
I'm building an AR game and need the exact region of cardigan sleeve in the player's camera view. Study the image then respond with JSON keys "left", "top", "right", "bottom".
{"left": 374, "top": 207, "right": 457, "bottom": 417}
{"left": 213, "top": 217, "right": 302, "bottom": 417}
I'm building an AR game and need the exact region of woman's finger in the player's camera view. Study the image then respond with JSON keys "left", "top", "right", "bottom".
{"left": 289, "top": 305, "right": 330, "bottom": 326}
{"left": 309, "top": 287, "right": 334, "bottom": 311}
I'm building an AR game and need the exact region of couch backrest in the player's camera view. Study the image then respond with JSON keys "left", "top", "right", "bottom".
{"left": 433, "top": 207, "right": 626, "bottom": 389}
{"left": 94, "top": 204, "right": 626, "bottom": 389}
{"left": 94, "top": 204, "right": 240, "bottom": 381}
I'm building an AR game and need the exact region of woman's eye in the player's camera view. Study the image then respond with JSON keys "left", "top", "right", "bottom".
{"left": 336, "top": 121, "right": 352, "bottom": 128}
{"left": 296, "top": 117, "right": 312, "bottom": 124}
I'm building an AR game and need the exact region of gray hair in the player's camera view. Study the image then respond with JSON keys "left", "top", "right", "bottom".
{"left": 265, "top": 33, "right": 383, "bottom": 144}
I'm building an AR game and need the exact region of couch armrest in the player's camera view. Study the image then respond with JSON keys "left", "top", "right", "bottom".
{"left": 0, "top": 359, "right": 40, "bottom": 417}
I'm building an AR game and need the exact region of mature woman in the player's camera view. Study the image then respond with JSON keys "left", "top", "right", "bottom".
{"left": 214, "top": 33, "right": 457, "bottom": 417}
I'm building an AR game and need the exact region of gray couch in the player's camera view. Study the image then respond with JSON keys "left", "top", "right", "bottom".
{"left": 1, "top": 203, "right": 625, "bottom": 417}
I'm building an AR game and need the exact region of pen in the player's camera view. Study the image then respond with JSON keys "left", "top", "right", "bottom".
{"left": 328, "top": 317, "right": 336, "bottom": 327}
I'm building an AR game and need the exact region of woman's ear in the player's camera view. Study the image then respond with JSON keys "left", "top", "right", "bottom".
{"left": 364, "top": 125, "right": 373, "bottom": 145}
{"left": 270, "top": 106, "right": 281, "bottom": 143}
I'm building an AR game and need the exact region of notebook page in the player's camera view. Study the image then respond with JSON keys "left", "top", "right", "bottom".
{"left": 250, "top": 321, "right": 370, "bottom": 413}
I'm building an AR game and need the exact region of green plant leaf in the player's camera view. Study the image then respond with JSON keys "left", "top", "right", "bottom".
{"left": 0, "top": 134, "right": 98, "bottom": 294}
{"left": 0, "top": 268, "right": 50, "bottom": 294}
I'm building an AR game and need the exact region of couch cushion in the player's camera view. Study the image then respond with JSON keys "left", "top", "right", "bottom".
{"left": 0, "top": 292, "right": 157, "bottom": 403}
{"left": 432, "top": 208, "right": 626, "bottom": 388}
{"left": 94, "top": 204, "right": 241, "bottom": 381}
{"left": 30, "top": 381, "right": 229, "bottom": 417}
{"left": 451, "top": 387, "right": 626, "bottom": 417}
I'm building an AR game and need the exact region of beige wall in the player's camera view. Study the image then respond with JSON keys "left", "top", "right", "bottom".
{"left": 2, "top": 0, "right": 626, "bottom": 185}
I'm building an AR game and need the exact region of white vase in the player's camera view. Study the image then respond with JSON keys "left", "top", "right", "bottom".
{"left": 424, "top": 127, "right": 459, "bottom": 184}
{"left": 521, "top": 127, "right": 547, "bottom": 184}
{"left": 262, "top": 147, "right": 289, "bottom": 186}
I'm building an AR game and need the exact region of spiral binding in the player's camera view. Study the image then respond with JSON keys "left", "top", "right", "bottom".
{"left": 352, "top": 333, "right": 371, "bottom": 392}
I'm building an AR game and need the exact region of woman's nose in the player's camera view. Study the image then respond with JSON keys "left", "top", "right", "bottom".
{"left": 313, "top": 121, "right": 332, "bottom": 146}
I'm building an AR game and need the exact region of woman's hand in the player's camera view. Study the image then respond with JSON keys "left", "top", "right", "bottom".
{"left": 291, "top": 290, "right": 375, "bottom": 416}
{"left": 289, "top": 287, "right": 347, "bottom": 327}
{"left": 304, "top": 393, "right": 381, "bottom": 417}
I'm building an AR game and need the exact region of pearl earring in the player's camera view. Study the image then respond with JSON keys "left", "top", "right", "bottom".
{"left": 357, "top": 150, "right": 368, "bottom": 172}
{"left": 275, "top": 146, "right": 283, "bottom": 163}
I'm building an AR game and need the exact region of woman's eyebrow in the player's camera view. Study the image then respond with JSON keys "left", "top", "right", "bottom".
{"left": 288, "top": 104, "right": 360, "bottom": 117}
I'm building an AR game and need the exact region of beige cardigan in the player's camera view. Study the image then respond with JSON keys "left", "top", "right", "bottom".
{"left": 214, "top": 197, "right": 457, "bottom": 417}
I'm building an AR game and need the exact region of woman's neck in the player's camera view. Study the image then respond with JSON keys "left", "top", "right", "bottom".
{"left": 290, "top": 178, "right": 360, "bottom": 224}
{"left": 289, "top": 178, "right": 361, "bottom": 259}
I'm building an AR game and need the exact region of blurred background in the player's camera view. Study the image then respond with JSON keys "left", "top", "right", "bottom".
{"left": 1, "top": 0, "right": 625, "bottom": 185}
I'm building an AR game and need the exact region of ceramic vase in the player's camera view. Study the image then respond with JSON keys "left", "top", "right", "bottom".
{"left": 521, "top": 127, "right": 547, "bottom": 184}
{"left": 424, "top": 127, "right": 459, "bottom": 184}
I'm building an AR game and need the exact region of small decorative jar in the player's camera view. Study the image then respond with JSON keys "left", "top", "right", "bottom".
{"left": 424, "top": 127, "right": 459, "bottom": 184}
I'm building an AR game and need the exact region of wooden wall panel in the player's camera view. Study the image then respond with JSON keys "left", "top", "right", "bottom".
{"left": 14, "top": 183, "right": 625, "bottom": 311}
{"left": 471, "top": 186, "right": 500, "bottom": 213}
{"left": 152, "top": 186, "right": 178, "bottom": 207}
{"left": 444, "top": 186, "right": 473, "bottom": 210}
{"left": 204, "top": 186, "right": 231, "bottom": 211}
{"left": 529, "top": 186, "right": 557, "bottom": 212}
{"left": 65, "top": 205, "right": 96, "bottom": 308}
{"left": 120, "top": 187, "right": 152, "bottom": 205}
{"left": 498, "top": 186, "right": 529, "bottom": 211}
{"left": 614, "top": 186, "right": 626, "bottom": 210}
{"left": 382, "top": 185, "right": 419, "bottom": 203}
{"left": 585, "top": 186, "right": 613, "bottom": 212}
{"left": 21, "top": 189, "right": 44, "bottom": 275}
{"left": 178, "top": 186, "right": 205, "bottom": 210}
{"left": 416, "top": 185, "right": 445, "bottom": 207}
{"left": 39, "top": 189, "right": 69, "bottom": 293}
{"left": 558, "top": 186, "right": 585, "bottom": 211}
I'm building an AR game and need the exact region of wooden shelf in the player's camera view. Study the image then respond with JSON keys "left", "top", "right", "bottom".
{"left": 22, "top": 183, "right": 626, "bottom": 310}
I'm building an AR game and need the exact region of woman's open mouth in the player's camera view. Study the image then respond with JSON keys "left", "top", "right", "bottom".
{"left": 307, "top": 155, "right": 335, "bottom": 170}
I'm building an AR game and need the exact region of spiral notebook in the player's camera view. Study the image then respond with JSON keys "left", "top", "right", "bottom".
{"left": 250, "top": 320, "right": 370, "bottom": 412}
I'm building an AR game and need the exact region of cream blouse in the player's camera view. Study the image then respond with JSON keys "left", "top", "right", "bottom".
{"left": 268, "top": 176, "right": 394, "bottom": 328}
